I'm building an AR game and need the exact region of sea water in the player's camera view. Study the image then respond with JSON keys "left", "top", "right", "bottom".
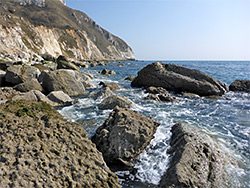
{"left": 59, "top": 61, "right": 250, "bottom": 187}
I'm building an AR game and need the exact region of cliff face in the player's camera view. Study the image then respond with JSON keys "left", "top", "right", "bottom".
{"left": 0, "top": 0, "right": 135, "bottom": 61}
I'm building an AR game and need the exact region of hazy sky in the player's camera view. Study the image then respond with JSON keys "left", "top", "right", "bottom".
{"left": 66, "top": 0, "right": 250, "bottom": 60}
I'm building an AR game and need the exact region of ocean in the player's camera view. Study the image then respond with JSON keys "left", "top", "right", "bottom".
{"left": 59, "top": 61, "right": 250, "bottom": 187}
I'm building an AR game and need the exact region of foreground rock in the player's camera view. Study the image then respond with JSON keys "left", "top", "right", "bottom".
{"left": 41, "top": 69, "right": 86, "bottom": 96}
{"left": 0, "top": 101, "right": 120, "bottom": 187}
{"left": 132, "top": 62, "right": 229, "bottom": 96}
{"left": 229, "top": 80, "right": 250, "bottom": 93}
{"left": 5, "top": 65, "right": 40, "bottom": 86}
{"left": 159, "top": 123, "right": 236, "bottom": 188}
{"left": 13, "top": 78, "right": 43, "bottom": 92}
{"left": 99, "top": 95, "right": 134, "bottom": 110}
{"left": 92, "top": 107, "right": 160, "bottom": 168}
{"left": 47, "top": 91, "right": 73, "bottom": 106}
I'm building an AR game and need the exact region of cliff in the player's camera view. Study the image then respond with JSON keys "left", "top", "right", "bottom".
{"left": 0, "top": 0, "right": 135, "bottom": 61}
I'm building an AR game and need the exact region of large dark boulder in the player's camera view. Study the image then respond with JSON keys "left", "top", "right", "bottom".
{"left": 159, "top": 123, "right": 237, "bottom": 188}
{"left": 229, "top": 80, "right": 250, "bottom": 93}
{"left": 56, "top": 55, "right": 80, "bottom": 71}
{"left": 0, "top": 100, "right": 120, "bottom": 187}
{"left": 5, "top": 65, "right": 41, "bottom": 86}
{"left": 132, "top": 62, "right": 229, "bottom": 96}
{"left": 91, "top": 107, "right": 160, "bottom": 168}
{"left": 41, "top": 69, "right": 86, "bottom": 96}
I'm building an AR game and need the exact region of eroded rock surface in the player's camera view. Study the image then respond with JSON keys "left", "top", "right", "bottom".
{"left": 99, "top": 95, "right": 134, "bottom": 110}
{"left": 229, "top": 80, "right": 250, "bottom": 93}
{"left": 159, "top": 123, "right": 237, "bottom": 188}
{"left": 0, "top": 100, "right": 120, "bottom": 188}
{"left": 92, "top": 107, "right": 160, "bottom": 168}
{"left": 132, "top": 62, "right": 229, "bottom": 96}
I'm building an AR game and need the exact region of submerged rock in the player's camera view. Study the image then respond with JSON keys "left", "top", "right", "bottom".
{"left": 0, "top": 100, "right": 120, "bottom": 188}
{"left": 132, "top": 62, "right": 229, "bottom": 96}
{"left": 88, "top": 87, "right": 115, "bottom": 100}
{"left": 99, "top": 81, "right": 122, "bottom": 91}
{"left": 41, "top": 69, "right": 86, "bottom": 96}
{"left": 159, "top": 123, "right": 237, "bottom": 188}
{"left": 100, "top": 69, "right": 116, "bottom": 76}
{"left": 125, "top": 75, "right": 135, "bottom": 82}
{"left": 229, "top": 80, "right": 250, "bottom": 93}
{"left": 91, "top": 107, "right": 160, "bottom": 168}
{"left": 99, "top": 95, "right": 134, "bottom": 110}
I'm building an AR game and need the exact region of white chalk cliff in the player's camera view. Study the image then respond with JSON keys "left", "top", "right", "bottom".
{"left": 0, "top": 0, "right": 134, "bottom": 61}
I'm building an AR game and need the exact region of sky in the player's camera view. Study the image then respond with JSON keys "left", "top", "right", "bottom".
{"left": 66, "top": 0, "right": 250, "bottom": 60}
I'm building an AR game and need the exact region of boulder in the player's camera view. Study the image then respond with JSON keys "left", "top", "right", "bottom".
{"left": 32, "top": 64, "right": 51, "bottom": 72}
{"left": 90, "top": 62, "right": 97, "bottom": 67}
{"left": 99, "top": 95, "right": 134, "bottom": 110}
{"left": 88, "top": 87, "right": 115, "bottom": 100}
{"left": 99, "top": 81, "right": 122, "bottom": 91}
{"left": 0, "top": 100, "right": 120, "bottom": 188}
{"left": 41, "top": 52, "right": 55, "bottom": 61}
{"left": 159, "top": 123, "right": 237, "bottom": 188}
{"left": 125, "top": 75, "right": 135, "bottom": 82}
{"left": 144, "top": 93, "right": 161, "bottom": 102}
{"left": 56, "top": 55, "right": 80, "bottom": 71}
{"left": 41, "top": 69, "right": 86, "bottom": 96}
{"left": 146, "top": 86, "right": 169, "bottom": 95}
{"left": 75, "top": 71, "right": 94, "bottom": 88}
{"left": 12, "top": 90, "right": 56, "bottom": 106}
{"left": 91, "top": 107, "right": 160, "bottom": 167}
{"left": 229, "top": 80, "right": 250, "bottom": 93}
{"left": 132, "top": 62, "right": 229, "bottom": 96}
{"left": 100, "top": 69, "right": 116, "bottom": 76}
{"left": 47, "top": 91, "right": 73, "bottom": 106}
{"left": 5, "top": 65, "right": 41, "bottom": 86}
{"left": 13, "top": 78, "right": 43, "bottom": 92}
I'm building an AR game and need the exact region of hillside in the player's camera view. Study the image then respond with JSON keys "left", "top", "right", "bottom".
{"left": 0, "top": 0, "right": 135, "bottom": 61}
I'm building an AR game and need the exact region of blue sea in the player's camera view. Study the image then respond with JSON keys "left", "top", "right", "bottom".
{"left": 59, "top": 61, "right": 250, "bottom": 187}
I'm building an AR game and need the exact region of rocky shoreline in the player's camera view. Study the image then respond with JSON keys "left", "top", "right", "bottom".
{"left": 0, "top": 55, "right": 248, "bottom": 187}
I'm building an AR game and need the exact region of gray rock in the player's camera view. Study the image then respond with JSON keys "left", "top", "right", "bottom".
{"left": 229, "top": 80, "right": 250, "bottom": 93}
{"left": 100, "top": 69, "right": 116, "bottom": 76}
{"left": 99, "top": 95, "right": 134, "bottom": 110}
{"left": 146, "top": 86, "right": 169, "bottom": 95}
{"left": 47, "top": 91, "right": 73, "bottom": 106}
{"left": 41, "top": 69, "right": 86, "bottom": 96}
{"left": 91, "top": 107, "right": 160, "bottom": 167}
{"left": 99, "top": 81, "right": 122, "bottom": 91}
{"left": 56, "top": 55, "right": 80, "bottom": 71}
{"left": 125, "top": 75, "right": 135, "bottom": 82}
{"left": 13, "top": 78, "right": 42, "bottom": 92}
{"left": 74, "top": 71, "right": 94, "bottom": 88}
{"left": 41, "top": 52, "right": 55, "bottom": 61}
{"left": 5, "top": 65, "right": 41, "bottom": 86}
{"left": 0, "top": 100, "right": 121, "bottom": 188}
{"left": 12, "top": 90, "right": 56, "bottom": 106}
{"left": 88, "top": 87, "right": 114, "bottom": 100}
{"left": 183, "top": 92, "right": 201, "bottom": 98}
{"left": 144, "top": 93, "right": 161, "bottom": 102}
{"left": 132, "top": 62, "right": 229, "bottom": 96}
{"left": 159, "top": 123, "right": 237, "bottom": 188}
